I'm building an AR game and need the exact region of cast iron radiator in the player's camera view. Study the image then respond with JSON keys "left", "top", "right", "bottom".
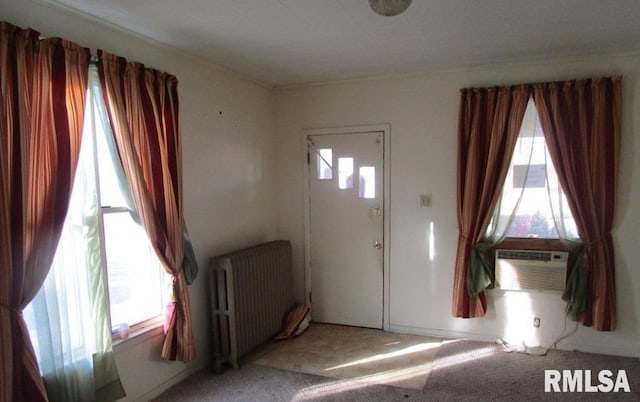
{"left": 209, "top": 240, "right": 293, "bottom": 368}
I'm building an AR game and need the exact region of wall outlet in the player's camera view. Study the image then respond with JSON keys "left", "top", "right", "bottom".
{"left": 420, "top": 194, "right": 432, "bottom": 207}
{"left": 533, "top": 317, "right": 541, "bottom": 328}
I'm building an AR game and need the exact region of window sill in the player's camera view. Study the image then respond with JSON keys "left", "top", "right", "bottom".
{"left": 488, "top": 288, "right": 563, "bottom": 299}
{"left": 112, "top": 319, "right": 164, "bottom": 351}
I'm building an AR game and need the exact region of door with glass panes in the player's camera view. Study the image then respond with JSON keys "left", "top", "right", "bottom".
{"left": 308, "top": 131, "right": 384, "bottom": 329}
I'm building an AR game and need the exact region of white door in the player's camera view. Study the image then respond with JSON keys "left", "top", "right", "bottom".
{"left": 308, "top": 131, "right": 384, "bottom": 329}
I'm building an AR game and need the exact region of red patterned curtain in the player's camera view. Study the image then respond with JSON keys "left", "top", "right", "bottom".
{"left": 96, "top": 51, "right": 196, "bottom": 362}
{"left": 452, "top": 85, "right": 529, "bottom": 318}
{"left": 0, "top": 21, "right": 89, "bottom": 402}
{"left": 533, "top": 77, "right": 621, "bottom": 331}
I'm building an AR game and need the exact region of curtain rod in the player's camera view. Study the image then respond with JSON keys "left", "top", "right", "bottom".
{"left": 460, "top": 75, "right": 622, "bottom": 92}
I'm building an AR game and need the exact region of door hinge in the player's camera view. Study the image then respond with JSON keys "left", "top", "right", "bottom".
{"left": 309, "top": 291, "right": 312, "bottom": 304}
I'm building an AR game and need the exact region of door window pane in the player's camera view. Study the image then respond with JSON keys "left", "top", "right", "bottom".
{"left": 317, "top": 148, "right": 333, "bottom": 180}
{"left": 359, "top": 166, "right": 376, "bottom": 199}
{"left": 338, "top": 157, "right": 354, "bottom": 189}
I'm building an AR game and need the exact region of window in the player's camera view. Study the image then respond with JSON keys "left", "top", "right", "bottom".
{"left": 101, "top": 211, "right": 168, "bottom": 332}
{"left": 90, "top": 78, "right": 169, "bottom": 335}
{"left": 25, "top": 70, "right": 169, "bottom": 344}
{"left": 489, "top": 99, "right": 577, "bottom": 240}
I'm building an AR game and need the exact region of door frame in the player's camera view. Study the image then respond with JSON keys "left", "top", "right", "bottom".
{"left": 302, "top": 123, "right": 391, "bottom": 331}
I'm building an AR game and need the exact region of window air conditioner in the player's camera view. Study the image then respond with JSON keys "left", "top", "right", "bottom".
{"left": 494, "top": 249, "right": 568, "bottom": 292}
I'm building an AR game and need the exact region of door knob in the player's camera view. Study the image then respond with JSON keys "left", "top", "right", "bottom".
{"left": 372, "top": 207, "right": 382, "bottom": 216}
{"left": 374, "top": 241, "right": 382, "bottom": 250}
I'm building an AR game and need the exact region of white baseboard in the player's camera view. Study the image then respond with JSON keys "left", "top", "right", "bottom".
{"left": 389, "top": 324, "right": 498, "bottom": 343}
{"left": 388, "top": 324, "right": 640, "bottom": 358}
{"left": 554, "top": 340, "right": 640, "bottom": 358}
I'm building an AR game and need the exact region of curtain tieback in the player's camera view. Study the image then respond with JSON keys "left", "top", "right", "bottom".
{"left": 0, "top": 304, "right": 21, "bottom": 316}
{"left": 587, "top": 234, "right": 609, "bottom": 248}
{"left": 459, "top": 234, "right": 473, "bottom": 246}
{"left": 168, "top": 274, "right": 179, "bottom": 302}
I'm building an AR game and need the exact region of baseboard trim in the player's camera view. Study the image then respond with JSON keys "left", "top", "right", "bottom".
{"left": 555, "top": 340, "right": 640, "bottom": 358}
{"left": 389, "top": 324, "right": 498, "bottom": 343}
{"left": 388, "top": 324, "right": 640, "bottom": 358}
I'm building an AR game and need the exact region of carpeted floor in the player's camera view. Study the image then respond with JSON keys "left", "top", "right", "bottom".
{"left": 153, "top": 325, "right": 640, "bottom": 401}
{"left": 249, "top": 324, "right": 441, "bottom": 389}
{"left": 426, "top": 338, "right": 640, "bottom": 401}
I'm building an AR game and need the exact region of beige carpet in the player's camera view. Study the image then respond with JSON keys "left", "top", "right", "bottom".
{"left": 248, "top": 323, "right": 442, "bottom": 390}
{"left": 154, "top": 333, "right": 640, "bottom": 401}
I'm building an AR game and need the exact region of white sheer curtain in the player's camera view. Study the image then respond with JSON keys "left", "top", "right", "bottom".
{"left": 487, "top": 97, "right": 573, "bottom": 242}
{"left": 546, "top": 152, "right": 579, "bottom": 240}
{"left": 485, "top": 99, "right": 538, "bottom": 240}
{"left": 22, "top": 66, "right": 125, "bottom": 402}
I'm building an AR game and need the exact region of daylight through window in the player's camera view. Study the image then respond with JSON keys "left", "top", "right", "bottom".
{"left": 491, "top": 99, "right": 577, "bottom": 239}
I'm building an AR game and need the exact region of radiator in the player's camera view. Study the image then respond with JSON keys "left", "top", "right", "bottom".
{"left": 209, "top": 240, "right": 293, "bottom": 368}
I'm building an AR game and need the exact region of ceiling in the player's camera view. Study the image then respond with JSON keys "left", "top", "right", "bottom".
{"left": 48, "top": 0, "right": 640, "bottom": 87}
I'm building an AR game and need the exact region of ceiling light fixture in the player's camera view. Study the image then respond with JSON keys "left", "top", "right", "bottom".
{"left": 368, "top": 0, "right": 412, "bottom": 17}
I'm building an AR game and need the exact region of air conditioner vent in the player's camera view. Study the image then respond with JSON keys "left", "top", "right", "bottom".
{"left": 495, "top": 249, "right": 567, "bottom": 263}
{"left": 494, "top": 249, "right": 568, "bottom": 292}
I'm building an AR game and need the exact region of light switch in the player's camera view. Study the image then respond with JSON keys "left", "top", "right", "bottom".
{"left": 420, "top": 194, "right": 432, "bottom": 207}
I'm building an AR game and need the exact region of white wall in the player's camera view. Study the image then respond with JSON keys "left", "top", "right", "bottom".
{"left": 2, "top": 0, "right": 279, "bottom": 400}
{"left": 275, "top": 54, "right": 640, "bottom": 357}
